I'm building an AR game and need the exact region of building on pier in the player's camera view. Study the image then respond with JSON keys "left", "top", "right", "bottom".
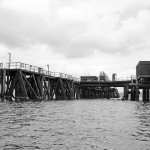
{"left": 136, "top": 61, "right": 150, "bottom": 102}
{"left": 99, "top": 71, "right": 109, "bottom": 81}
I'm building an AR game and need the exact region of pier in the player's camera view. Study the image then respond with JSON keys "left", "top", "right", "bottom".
{"left": 0, "top": 61, "right": 150, "bottom": 102}
{"left": 0, "top": 62, "right": 80, "bottom": 101}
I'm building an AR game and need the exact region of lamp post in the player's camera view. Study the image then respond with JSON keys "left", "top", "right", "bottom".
{"left": 47, "top": 64, "right": 49, "bottom": 75}
{"left": 8, "top": 53, "right": 11, "bottom": 69}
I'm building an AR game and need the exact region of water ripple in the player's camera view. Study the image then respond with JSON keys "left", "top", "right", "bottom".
{"left": 0, "top": 100, "right": 150, "bottom": 150}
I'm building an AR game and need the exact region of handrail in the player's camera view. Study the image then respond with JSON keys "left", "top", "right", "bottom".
{"left": 116, "top": 76, "right": 136, "bottom": 81}
{"left": 0, "top": 62, "right": 80, "bottom": 82}
{"left": 80, "top": 76, "right": 136, "bottom": 82}
{"left": 0, "top": 62, "right": 135, "bottom": 82}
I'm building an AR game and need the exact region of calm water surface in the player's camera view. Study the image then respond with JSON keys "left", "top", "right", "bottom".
{"left": 0, "top": 99, "right": 150, "bottom": 150}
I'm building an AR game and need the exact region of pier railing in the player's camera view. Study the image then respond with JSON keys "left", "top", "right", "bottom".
{"left": 117, "top": 76, "right": 136, "bottom": 81}
{"left": 0, "top": 62, "right": 80, "bottom": 82}
{"left": 80, "top": 76, "right": 136, "bottom": 82}
{"left": 0, "top": 62, "right": 136, "bottom": 82}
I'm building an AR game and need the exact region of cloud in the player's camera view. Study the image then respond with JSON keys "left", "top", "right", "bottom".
{"left": 0, "top": 0, "right": 150, "bottom": 58}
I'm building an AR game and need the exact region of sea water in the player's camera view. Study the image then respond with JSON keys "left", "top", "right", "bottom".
{"left": 0, "top": 99, "right": 150, "bottom": 150}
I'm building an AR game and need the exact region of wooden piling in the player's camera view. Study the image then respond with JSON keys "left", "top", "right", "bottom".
{"left": 1, "top": 69, "right": 6, "bottom": 100}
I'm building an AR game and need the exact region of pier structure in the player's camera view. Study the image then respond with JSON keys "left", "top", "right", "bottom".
{"left": 80, "top": 76, "right": 135, "bottom": 100}
{"left": 1, "top": 61, "right": 150, "bottom": 102}
{"left": 0, "top": 62, "right": 80, "bottom": 101}
{"left": 80, "top": 61, "right": 150, "bottom": 102}
{"left": 80, "top": 75, "right": 120, "bottom": 99}
{"left": 80, "top": 86, "right": 119, "bottom": 99}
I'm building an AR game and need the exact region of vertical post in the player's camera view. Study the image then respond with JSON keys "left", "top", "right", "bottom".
{"left": 0, "top": 69, "right": 2, "bottom": 99}
{"left": 143, "top": 88, "right": 147, "bottom": 102}
{"left": 48, "top": 79, "right": 51, "bottom": 100}
{"left": 2, "top": 69, "right": 6, "bottom": 100}
{"left": 41, "top": 76, "right": 44, "bottom": 99}
{"left": 124, "top": 84, "right": 129, "bottom": 100}
{"left": 135, "top": 85, "right": 139, "bottom": 101}
{"left": 8, "top": 53, "right": 11, "bottom": 69}
{"left": 50, "top": 79, "right": 53, "bottom": 100}
{"left": 107, "top": 87, "right": 110, "bottom": 99}
{"left": 146, "top": 88, "right": 149, "bottom": 102}
{"left": 47, "top": 64, "right": 49, "bottom": 75}
{"left": 149, "top": 89, "right": 150, "bottom": 103}
{"left": 124, "top": 85, "right": 126, "bottom": 100}
{"left": 131, "top": 86, "right": 135, "bottom": 101}
{"left": 126, "top": 85, "right": 129, "bottom": 100}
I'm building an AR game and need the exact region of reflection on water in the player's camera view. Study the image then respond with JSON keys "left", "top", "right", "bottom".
{"left": 0, "top": 99, "right": 150, "bottom": 150}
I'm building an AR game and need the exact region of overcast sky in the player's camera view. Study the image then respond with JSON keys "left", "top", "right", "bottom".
{"left": 0, "top": 0, "right": 150, "bottom": 79}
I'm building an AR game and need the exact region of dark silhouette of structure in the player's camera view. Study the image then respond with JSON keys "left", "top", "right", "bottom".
{"left": 0, "top": 61, "right": 150, "bottom": 102}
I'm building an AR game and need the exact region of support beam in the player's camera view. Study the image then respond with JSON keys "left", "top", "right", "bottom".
{"left": 6, "top": 71, "right": 19, "bottom": 101}
{"left": 36, "top": 76, "right": 43, "bottom": 98}
{"left": 15, "top": 71, "right": 28, "bottom": 99}
{"left": 21, "top": 72, "right": 40, "bottom": 100}
{"left": 32, "top": 74, "right": 40, "bottom": 98}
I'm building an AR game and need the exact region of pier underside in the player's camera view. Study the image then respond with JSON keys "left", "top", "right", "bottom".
{"left": 0, "top": 69, "right": 80, "bottom": 101}
{"left": 80, "top": 87, "right": 119, "bottom": 99}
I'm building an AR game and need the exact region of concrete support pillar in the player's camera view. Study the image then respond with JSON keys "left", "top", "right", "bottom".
{"left": 135, "top": 85, "right": 139, "bottom": 101}
{"left": 146, "top": 89, "right": 149, "bottom": 102}
{"left": 131, "top": 87, "right": 135, "bottom": 101}
{"left": 144, "top": 88, "right": 150, "bottom": 102}
{"left": 107, "top": 88, "right": 110, "bottom": 99}
{"left": 124, "top": 85, "right": 126, "bottom": 100}
{"left": 124, "top": 84, "right": 129, "bottom": 100}
{"left": 143, "top": 89, "right": 147, "bottom": 102}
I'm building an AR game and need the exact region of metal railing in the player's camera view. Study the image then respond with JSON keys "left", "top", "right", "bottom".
{"left": 116, "top": 76, "right": 136, "bottom": 81}
{"left": 80, "top": 76, "right": 136, "bottom": 82}
{"left": 5, "top": 62, "right": 42, "bottom": 73}
{"left": 0, "top": 62, "right": 80, "bottom": 82}
{"left": 0, "top": 62, "right": 135, "bottom": 82}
